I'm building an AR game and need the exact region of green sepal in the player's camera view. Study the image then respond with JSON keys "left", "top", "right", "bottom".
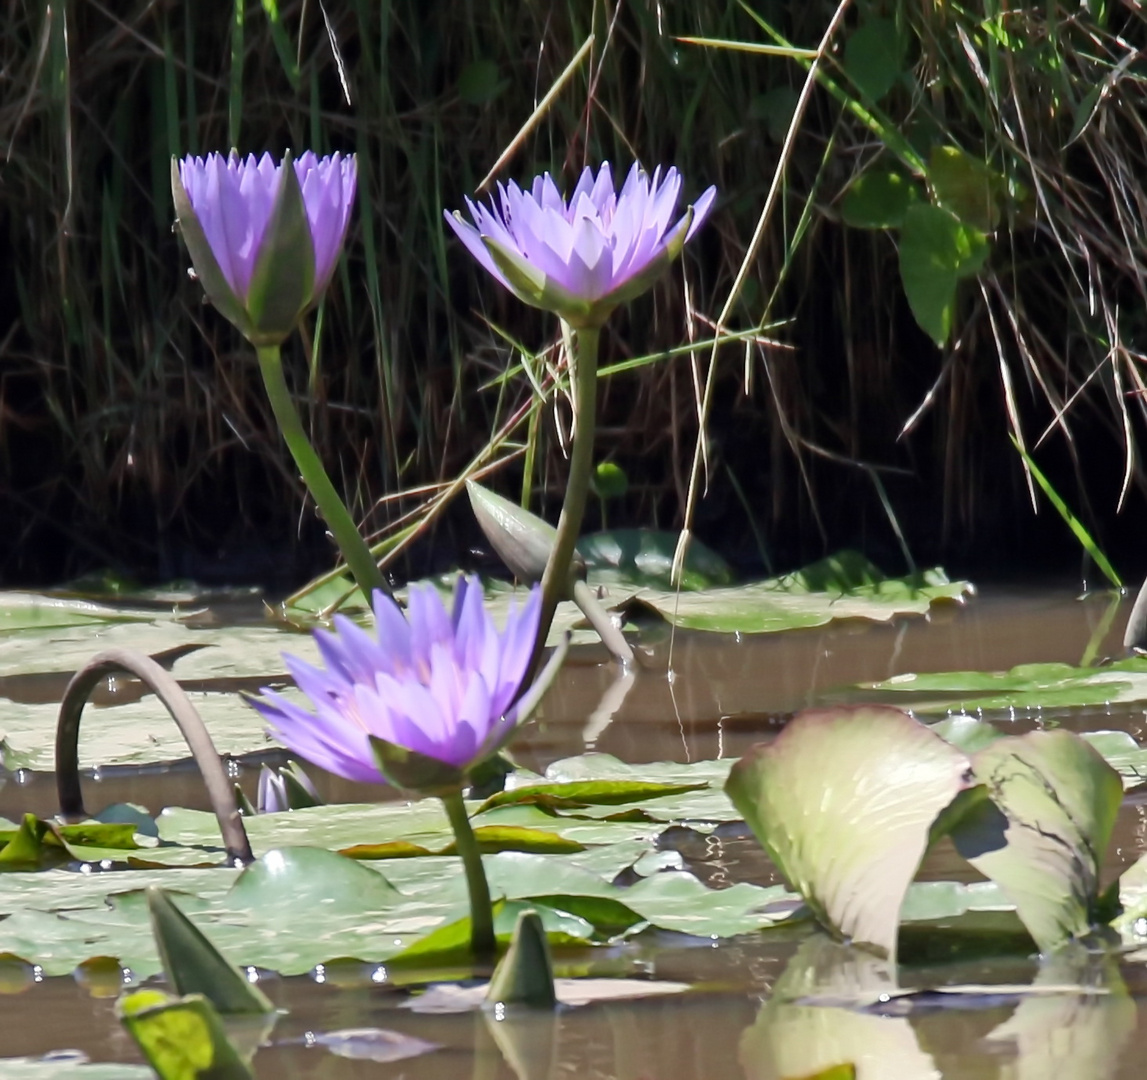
{"left": 170, "top": 158, "right": 255, "bottom": 338}
{"left": 244, "top": 149, "right": 316, "bottom": 345}
{"left": 482, "top": 234, "right": 596, "bottom": 325}
{"left": 486, "top": 909, "right": 557, "bottom": 1008}
{"left": 233, "top": 783, "right": 256, "bottom": 818}
{"left": 118, "top": 989, "right": 256, "bottom": 1079}
{"left": 466, "top": 479, "right": 585, "bottom": 589}
{"left": 368, "top": 735, "right": 466, "bottom": 795}
{"left": 281, "top": 762, "right": 322, "bottom": 808}
{"left": 147, "top": 886, "right": 274, "bottom": 1015}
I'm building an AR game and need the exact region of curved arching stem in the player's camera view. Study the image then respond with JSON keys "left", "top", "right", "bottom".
{"left": 55, "top": 648, "right": 254, "bottom": 865}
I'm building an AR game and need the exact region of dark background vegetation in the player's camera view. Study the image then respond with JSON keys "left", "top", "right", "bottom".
{"left": 3, "top": 0, "right": 1147, "bottom": 591}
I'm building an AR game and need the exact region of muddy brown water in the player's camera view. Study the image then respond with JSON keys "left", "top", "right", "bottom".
{"left": 3, "top": 584, "right": 1147, "bottom": 1077}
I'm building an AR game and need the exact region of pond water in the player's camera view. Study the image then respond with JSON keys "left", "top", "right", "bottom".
{"left": 1, "top": 584, "right": 1146, "bottom": 1077}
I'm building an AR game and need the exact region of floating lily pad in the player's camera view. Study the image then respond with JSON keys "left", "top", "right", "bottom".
{"left": 620, "top": 553, "right": 970, "bottom": 635}
{"left": 576, "top": 529, "right": 733, "bottom": 590}
{"left": 866, "top": 658, "right": 1147, "bottom": 715}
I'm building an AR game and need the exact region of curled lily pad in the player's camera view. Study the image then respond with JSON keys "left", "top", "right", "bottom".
{"left": 949, "top": 730, "right": 1123, "bottom": 952}
{"left": 726, "top": 706, "right": 974, "bottom": 961}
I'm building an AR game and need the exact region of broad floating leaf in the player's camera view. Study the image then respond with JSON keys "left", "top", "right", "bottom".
{"left": 726, "top": 706, "right": 973, "bottom": 961}
{"left": 619, "top": 553, "right": 970, "bottom": 634}
{"left": 576, "top": 528, "right": 733, "bottom": 590}
{"left": 949, "top": 730, "right": 1122, "bottom": 952}
{"left": 147, "top": 887, "right": 273, "bottom": 1016}
{"left": 866, "top": 658, "right": 1147, "bottom": 719}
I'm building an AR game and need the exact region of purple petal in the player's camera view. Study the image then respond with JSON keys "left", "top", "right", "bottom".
{"left": 444, "top": 208, "right": 509, "bottom": 289}
{"left": 406, "top": 583, "right": 453, "bottom": 674}
{"left": 250, "top": 688, "right": 384, "bottom": 784}
{"left": 685, "top": 185, "right": 718, "bottom": 240}
{"left": 372, "top": 589, "right": 413, "bottom": 671}
{"left": 257, "top": 766, "right": 288, "bottom": 813}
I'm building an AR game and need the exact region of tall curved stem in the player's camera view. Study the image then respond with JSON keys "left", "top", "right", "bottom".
{"left": 257, "top": 344, "right": 389, "bottom": 599}
{"left": 530, "top": 325, "right": 599, "bottom": 672}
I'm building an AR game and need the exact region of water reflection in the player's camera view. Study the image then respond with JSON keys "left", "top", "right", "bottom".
{"left": 739, "top": 936, "right": 1134, "bottom": 1080}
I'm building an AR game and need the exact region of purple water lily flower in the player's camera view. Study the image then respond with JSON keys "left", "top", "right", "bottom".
{"left": 248, "top": 577, "right": 545, "bottom": 788}
{"left": 445, "top": 162, "right": 716, "bottom": 327}
{"left": 172, "top": 150, "right": 356, "bottom": 344}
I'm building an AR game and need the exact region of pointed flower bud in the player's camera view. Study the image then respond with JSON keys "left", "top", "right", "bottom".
{"left": 445, "top": 163, "right": 716, "bottom": 328}
{"left": 172, "top": 151, "right": 357, "bottom": 346}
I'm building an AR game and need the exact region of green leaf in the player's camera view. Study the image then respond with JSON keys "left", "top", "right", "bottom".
{"left": 749, "top": 85, "right": 800, "bottom": 143}
{"left": 949, "top": 730, "right": 1123, "bottom": 951}
{"left": 865, "top": 658, "right": 1147, "bottom": 731}
{"left": 928, "top": 715, "right": 1006, "bottom": 755}
{"left": 929, "top": 146, "right": 1003, "bottom": 232}
{"left": 228, "top": 846, "right": 400, "bottom": 914}
{"left": 0, "top": 593, "right": 153, "bottom": 634}
{"left": 576, "top": 529, "right": 733, "bottom": 590}
{"left": 457, "top": 59, "right": 507, "bottom": 105}
{"left": 474, "top": 780, "right": 708, "bottom": 814}
{"left": 1009, "top": 436, "right": 1123, "bottom": 589}
{"left": 841, "top": 167, "right": 920, "bottom": 229}
{"left": 619, "top": 553, "right": 970, "bottom": 633}
{"left": 147, "top": 887, "right": 273, "bottom": 1015}
{"left": 843, "top": 17, "right": 903, "bottom": 103}
{"left": 898, "top": 203, "right": 989, "bottom": 345}
{"left": 0, "top": 815, "right": 51, "bottom": 868}
{"left": 725, "top": 705, "right": 973, "bottom": 960}
{"left": 117, "top": 990, "right": 253, "bottom": 1079}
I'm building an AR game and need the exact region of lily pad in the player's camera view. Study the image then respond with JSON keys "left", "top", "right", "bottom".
{"left": 576, "top": 529, "right": 733, "bottom": 590}
{"left": 725, "top": 705, "right": 973, "bottom": 961}
{"left": 865, "top": 658, "right": 1147, "bottom": 715}
{"left": 620, "top": 553, "right": 970, "bottom": 635}
{"left": 949, "top": 731, "right": 1122, "bottom": 952}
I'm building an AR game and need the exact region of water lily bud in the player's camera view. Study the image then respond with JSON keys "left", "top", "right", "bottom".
{"left": 467, "top": 480, "right": 586, "bottom": 590}
{"left": 172, "top": 151, "right": 356, "bottom": 346}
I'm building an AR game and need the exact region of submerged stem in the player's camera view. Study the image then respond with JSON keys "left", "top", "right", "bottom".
{"left": 256, "top": 344, "right": 389, "bottom": 599}
{"left": 442, "top": 789, "right": 496, "bottom": 961}
{"left": 530, "top": 325, "right": 600, "bottom": 672}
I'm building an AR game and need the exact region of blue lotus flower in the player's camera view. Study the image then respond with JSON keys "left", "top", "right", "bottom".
{"left": 445, "top": 162, "right": 716, "bottom": 327}
{"left": 249, "top": 577, "right": 547, "bottom": 788}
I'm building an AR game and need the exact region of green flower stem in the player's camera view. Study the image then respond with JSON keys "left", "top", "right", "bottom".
{"left": 256, "top": 345, "right": 389, "bottom": 599}
{"left": 531, "top": 325, "right": 600, "bottom": 672}
{"left": 442, "top": 789, "right": 496, "bottom": 961}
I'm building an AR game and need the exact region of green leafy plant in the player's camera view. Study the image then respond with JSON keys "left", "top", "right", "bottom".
{"left": 726, "top": 704, "right": 1132, "bottom": 956}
